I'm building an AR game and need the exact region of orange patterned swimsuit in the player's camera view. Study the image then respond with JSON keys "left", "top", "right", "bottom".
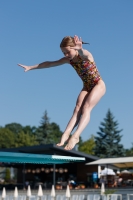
{"left": 70, "top": 55, "right": 102, "bottom": 92}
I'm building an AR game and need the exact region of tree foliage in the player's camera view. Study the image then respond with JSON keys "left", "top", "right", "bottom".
{"left": 94, "top": 109, "right": 125, "bottom": 158}
{"left": 78, "top": 135, "right": 96, "bottom": 155}
{"left": 35, "top": 111, "right": 62, "bottom": 144}
{"left": 15, "top": 131, "right": 38, "bottom": 147}
{"left": 35, "top": 110, "right": 51, "bottom": 144}
{"left": 5, "top": 168, "right": 11, "bottom": 182}
{"left": 0, "top": 128, "right": 15, "bottom": 148}
{"left": 22, "top": 125, "right": 37, "bottom": 135}
{"left": 0, "top": 110, "right": 63, "bottom": 148}
{"left": 0, "top": 109, "right": 131, "bottom": 154}
{"left": 125, "top": 143, "right": 133, "bottom": 156}
{"left": 5, "top": 123, "right": 23, "bottom": 134}
{"left": 45, "top": 122, "right": 62, "bottom": 144}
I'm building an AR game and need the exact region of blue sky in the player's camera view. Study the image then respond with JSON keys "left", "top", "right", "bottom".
{"left": 0, "top": 0, "right": 133, "bottom": 149}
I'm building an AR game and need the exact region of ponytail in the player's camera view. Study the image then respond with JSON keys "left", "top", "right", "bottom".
{"left": 60, "top": 36, "right": 90, "bottom": 47}
{"left": 82, "top": 41, "right": 90, "bottom": 45}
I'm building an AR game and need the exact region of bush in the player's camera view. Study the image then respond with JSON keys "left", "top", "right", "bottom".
{"left": 5, "top": 168, "right": 11, "bottom": 182}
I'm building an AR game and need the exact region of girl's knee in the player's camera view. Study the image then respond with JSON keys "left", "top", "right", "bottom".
{"left": 73, "top": 104, "right": 81, "bottom": 114}
{"left": 82, "top": 103, "right": 92, "bottom": 113}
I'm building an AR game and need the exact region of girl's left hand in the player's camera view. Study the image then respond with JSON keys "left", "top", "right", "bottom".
{"left": 71, "top": 35, "right": 82, "bottom": 50}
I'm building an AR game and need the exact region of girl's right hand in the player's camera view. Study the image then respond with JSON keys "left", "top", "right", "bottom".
{"left": 17, "top": 63, "right": 31, "bottom": 72}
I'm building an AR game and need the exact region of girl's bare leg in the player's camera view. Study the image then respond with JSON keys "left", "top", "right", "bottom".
{"left": 57, "top": 89, "right": 88, "bottom": 146}
{"left": 65, "top": 80, "right": 106, "bottom": 150}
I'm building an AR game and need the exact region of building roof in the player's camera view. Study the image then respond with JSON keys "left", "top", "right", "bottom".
{"left": 0, "top": 144, "right": 99, "bottom": 163}
{"left": 0, "top": 151, "right": 85, "bottom": 164}
{"left": 86, "top": 157, "right": 133, "bottom": 168}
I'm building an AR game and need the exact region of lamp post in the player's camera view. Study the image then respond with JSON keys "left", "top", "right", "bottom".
{"left": 53, "top": 164, "right": 56, "bottom": 187}
{"left": 23, "top": 163, "right": 26, "bottom": 190}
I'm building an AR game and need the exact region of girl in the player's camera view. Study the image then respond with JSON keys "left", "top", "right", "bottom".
{"left": 18, "top": 35, "right": 106, "bottom": 150}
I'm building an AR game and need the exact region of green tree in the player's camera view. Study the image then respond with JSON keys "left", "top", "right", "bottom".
{"left": 22, "top": 125, "right": 38, "bottom": 135}
{"left": 36, "top": 110, "right": 63, "bottom": 144}
{"left": 36, "top": 110, "right": 51, "bottom": 144}
{"left": 94, "top": 109, "right": 125, "bottom": 158}
{"left": 5, "top": 168, "right": 11, "bottom": 182}
{"left": 46, "top": 122, "right": 62, "bottom": 144}
{"left": 5, "top": 123, "right": 37, "bottom": 135}
{"left": 78, "top": 135, "right": 96, "bottom": 155}
{"left": 5, "top": 123, "right": 23, "bottom": 134}
{"left": 125, "top": 143, "right": 133, "bottom": 156}
{"left": 15, "top": 131, "right": 39, "bottom": 147}
{"left": 78, "top": 136, "right": 83, "bottom": 147}
{"left": 0, "top": 128, "right": 15, "bottom": 148}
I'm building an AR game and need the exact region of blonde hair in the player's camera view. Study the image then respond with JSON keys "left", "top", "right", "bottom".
{"left": 60, "top": 36, "right": 89, "bottom": 48}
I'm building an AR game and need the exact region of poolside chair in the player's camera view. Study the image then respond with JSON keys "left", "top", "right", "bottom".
{"left": 107, "top": 194, "right": 122, "bottom": 200}
{"left": 29, "top": 195, "right": 38, "bottom": 200}
{"left": 127, "top": 194, "right": 133, "bottom": 200}
{"left": 41, "top": 195, "right": 47, "bottom": 200}
{"left": 22, "top": 196, "right": 27, "bottom": 200}
{"left": 47, "top": 195, "right": 55, "bottom": 200}
{"left": 87, "top": 195, "right": 94, "bottom": 200}
{"left": 78, "top": 195, "right": 85, "bottom": 200}
{"left": 101, "top": 195, "right": 107, "bottom": 200}
{"left": 6, "top": 195, "right": 27, "bottom": 200}
{"left": 56, "top": 195, "right": 67, "bottom": 200}
{"left": 93, "top": 195, "right": 100, "bottom": 200}
{"left": 18, "top": 196, "right": 27, "bottom": 200}
{"left": 61, "top": 195, "right": 67, "bottom": 200}
{"left": 71, "top": 195, "right": 79, "bottom": 200}
{"left": 3, "top": 196, "right": 13, "bottom": 200}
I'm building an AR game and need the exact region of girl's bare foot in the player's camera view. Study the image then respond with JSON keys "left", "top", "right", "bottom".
{"left": 56, "top": 133, "right": 70, "bottom": 146}
{"left": 64, "top": 136, "right": 79, "bottom": 150}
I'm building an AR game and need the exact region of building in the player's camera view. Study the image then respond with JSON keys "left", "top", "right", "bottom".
{"left": 0, "top": 144, "right": 99, "bottom": 189}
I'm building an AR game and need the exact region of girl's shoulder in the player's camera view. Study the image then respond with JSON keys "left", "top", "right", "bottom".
{"left": 57, "top": 57, "right": 70, "bottom": 65}
{"left": 80, "top": 49, "right": 94, "bottom": 63}
{"left": 79, "top": 55, "right": 95, "bottom": 64}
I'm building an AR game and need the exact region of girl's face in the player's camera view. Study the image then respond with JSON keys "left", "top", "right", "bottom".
{"left": 61, "top": 46, "right": 77, "bottom": 60}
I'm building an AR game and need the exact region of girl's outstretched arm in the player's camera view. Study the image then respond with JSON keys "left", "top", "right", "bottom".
{"left": 18, "top": 57, "right": 69, "bottom": 72}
